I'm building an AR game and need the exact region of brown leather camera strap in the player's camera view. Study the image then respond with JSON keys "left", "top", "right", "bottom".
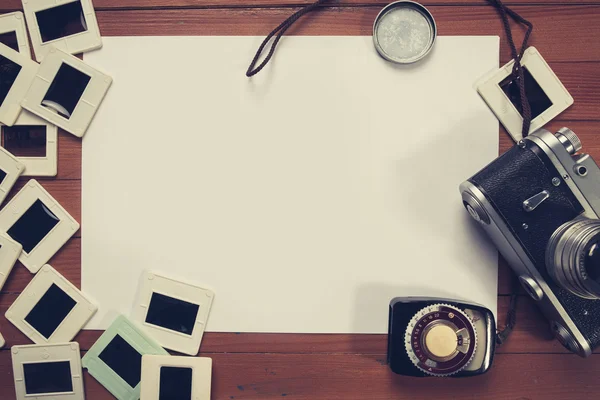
{"left": 496, "top": 274, "right": 520, "bottom": 346}
{"left": 246, "top": 0, "right": 331, "bottom": 77}
{"left": 487, "top": 0, "right": 534, "bottom": 139}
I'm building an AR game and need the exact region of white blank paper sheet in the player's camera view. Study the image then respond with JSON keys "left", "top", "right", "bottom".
{"left": 82, "top": 36, "right": 499, "bottom": 332}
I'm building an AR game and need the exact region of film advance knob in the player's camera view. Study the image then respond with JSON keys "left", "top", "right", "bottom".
{"left": 556, "top": 127, "right": 582, "bottom": 155}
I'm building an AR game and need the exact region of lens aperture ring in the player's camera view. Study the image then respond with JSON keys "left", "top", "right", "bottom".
{"left": 560, "top": 220, "right": 596, "bottom": 298}
{"left": 546, "top": 219, "right": 600, "bottom": 299}
{"left": 546, "top": 220, "right": 590, "bottom": 298}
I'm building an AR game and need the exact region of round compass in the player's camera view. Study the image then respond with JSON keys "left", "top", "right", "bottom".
{"left": 404, "top": 303, "right": 477, "bottom": 376}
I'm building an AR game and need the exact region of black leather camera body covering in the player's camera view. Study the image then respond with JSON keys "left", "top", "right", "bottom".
{"left": 469, "top": 141, "right": 600, "bottom": 350}
{"left": 387, "top": 297, "right": 495, "bottom": 377}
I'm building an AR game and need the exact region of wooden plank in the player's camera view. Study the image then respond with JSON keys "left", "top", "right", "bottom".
{"left": 552, "top": 64, "right": 600, "bottom": 122}
{"left": 0, "top": 4, "right": 596, "bottom": 400}
{"left": 0, "top": 294, "right": 577, "bottom": 354}
{"left": 196, "top": 353, "right": 600, "bottom": 400}
{"left": 2, "top": 0, "right": 600, "bottom": 11}
{"left": 55, "top": 130, "right": 82, "bottom": 180}
{"left": 0, "top": 351, "right": 598, "bottom": 400}
{"left": 90, "top": 6, "right": 600, "bottom": 63}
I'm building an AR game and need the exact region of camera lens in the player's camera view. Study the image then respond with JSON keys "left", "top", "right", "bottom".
{"left": 546, "top": 219, "right": 600, "bottom": 299}
{"left": 585, "top": 242, "right": 600, "bottom": 282}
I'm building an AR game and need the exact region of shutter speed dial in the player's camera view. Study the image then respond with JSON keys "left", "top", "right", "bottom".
{"left": 404, "top": 304, "right": 477, "bottom": 376}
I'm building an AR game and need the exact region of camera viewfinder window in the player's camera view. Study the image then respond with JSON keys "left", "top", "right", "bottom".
{"left": 0, "top": 31, "right": 19, "bottom": 52}
{"left": 2, "top": 125, "right": 47, "bottom": 157}
{"left": 98, "top": 335, "right": 143, "bottom": 388}
{"left": 23, "top": 361, "right": 73, "bottom": 394}
{"left": 42, "top": 62, "right": 91, "bottom": 120}
{"left": 0, "top": 168, "right": 7, "bottom": 185}
{"left": 25, "top": 283, "right": 77, "bottom": 339}
{"left": 500, "top": 67, "right": 553, "bottom": 120}
{"left": 145, "top": 292, "right": 200, "bottom": 336}
{"left": 7, "top": 199, "right": 60, "bottom": 253}
{"left": 0, "top": 55, "right": 22, "bottom": 108}
{"left": 35, "top": 1, "right": 88, "bottom": 43}
{"left": 159, "top": 367, "right": 193, "bottom": 400}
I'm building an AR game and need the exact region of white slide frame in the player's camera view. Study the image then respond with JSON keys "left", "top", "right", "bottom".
{"left": 2, "top": 110, "right": 58, "bottom": 176}
{"left": 133, "top": 271, "right": 214, "bottom": 356}
{"left": 141, "top": 355, "right": 212, "bottom": 400}
{"left": 0, "top": 179, "right": 79, "bottom": 273}
{"left": 11, "top": 342, "right": 84, "bottom": 400}
{"left": 22, "top": 47, "right": 112, "bottom": 138}
{"left": 22, "top": 0, "right": 102, "bottom": 61}
{"left": 0, "top": 12, "right": 31, "bottom": 57}
{"left": 0, "top": 43, "right": 38, "bottom": 127}
{"left": 476, "top": 46, "right": 573, "bottom": 142}
{"left": 6, "top": 264, "right": 97, "bottom": 344}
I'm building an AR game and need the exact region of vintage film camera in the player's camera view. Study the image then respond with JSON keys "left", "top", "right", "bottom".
{"left": 387, "top": 297, "right": 496, "bottom": 377}
{"left": 461, "top": 128, "right": 600, "bottom": 357}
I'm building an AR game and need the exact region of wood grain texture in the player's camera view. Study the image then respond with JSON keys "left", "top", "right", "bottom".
{"left": 55, "top": 130, "right": 82, "bottom": 180}
{"left": 0, "top": 2, "right": 599, "bottom": 399}
{"left": 0, "top": 351, "right": 598, "bottom": 400}
{"left": 2, "top": 0, "right": 600, "bottom": 11}
{"left": 91, "top": 6, "right": 600, "bottom": 63}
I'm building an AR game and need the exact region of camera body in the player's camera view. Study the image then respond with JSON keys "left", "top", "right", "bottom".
{"left": 387, "top": 297, "right": 495, "bottom": 377}
{"left": 460, "top": 128, "right": 600, "bottom": 357}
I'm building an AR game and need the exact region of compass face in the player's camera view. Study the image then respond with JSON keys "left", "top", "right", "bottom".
{"left": 404, "top": 304, "right": 477, "bottom": 376}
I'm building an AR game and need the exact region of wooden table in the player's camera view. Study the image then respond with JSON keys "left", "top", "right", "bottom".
{"left": 1, "top": 0, "right": 599, "bottom": 398}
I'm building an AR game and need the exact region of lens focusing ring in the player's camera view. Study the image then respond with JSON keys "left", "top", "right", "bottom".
{"left": 546, "top": 219, "right": 600, "bottom": 300}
